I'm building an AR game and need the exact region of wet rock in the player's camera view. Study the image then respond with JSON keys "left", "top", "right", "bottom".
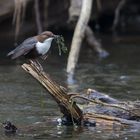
{"left": 2, "top": 121, "right": 17, "bottom": 134}
{"left": 83, "top": 120, "right": 96, "bottom": 127}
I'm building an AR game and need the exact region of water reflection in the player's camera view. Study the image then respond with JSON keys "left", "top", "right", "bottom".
{"left": 0, "top": 41, "right": 140, "bottom": 139}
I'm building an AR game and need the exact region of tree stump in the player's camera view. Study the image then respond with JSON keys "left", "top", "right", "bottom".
{"left": 22, "top": 62, "right": 82, "bottom": 125}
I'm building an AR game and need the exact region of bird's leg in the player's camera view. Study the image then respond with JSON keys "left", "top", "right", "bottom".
{"left": 29, "top": 59, "right": 39, "bottom": 71}
{"left": 35, "top": 59, "right": 44, "bottom": 72}
{"left": 29, "top": 59, "right": 43, "bottom": 72}
{"left": 41, "top": 54, "right": 48, "bottom": 60}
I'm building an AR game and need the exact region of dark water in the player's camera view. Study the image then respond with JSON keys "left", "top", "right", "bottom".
{"left": 0, "top": 34, "right": 140, "bottom": 139}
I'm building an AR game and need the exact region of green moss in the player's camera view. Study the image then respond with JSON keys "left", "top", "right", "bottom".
{"left": 55, "top": 35, "right": 67, "bottom": 55}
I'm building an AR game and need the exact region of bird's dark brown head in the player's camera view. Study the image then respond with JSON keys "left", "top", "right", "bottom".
{"left": 37, "top": 31, "right": 55, "bottom": 42}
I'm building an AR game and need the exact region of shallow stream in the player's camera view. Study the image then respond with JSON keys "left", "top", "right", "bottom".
{"left": 0, "top": 33, "right": 140, "bottom": 139}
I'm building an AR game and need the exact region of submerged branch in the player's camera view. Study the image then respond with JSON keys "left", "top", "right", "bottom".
{"left": 67, "top": 0, "right": 109, "bottom": 76}
{"left": 70, "top": 94, "right": 139, "bottom": 116}
{"left": 85, "top": 26, "right": 109, "bottom": 58}
{"left": 67, "top": 0, "right": 93, "bottom": 75}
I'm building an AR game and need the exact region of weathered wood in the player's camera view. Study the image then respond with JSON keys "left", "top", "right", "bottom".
{"left": 21, "top": 62, "right": 140, "bottom": 128}
{"left": 83, "top": 113, "right": 140, "bottom": 128}
{"left": 67, "top": 0, "right": 93, "bottom": 75}
{"left": 22, "top": 63, "right": 82, "bottom": 124}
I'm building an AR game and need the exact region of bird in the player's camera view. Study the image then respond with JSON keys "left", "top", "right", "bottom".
{"left": 7, "top": 31, "right": 58, "bottom": 70}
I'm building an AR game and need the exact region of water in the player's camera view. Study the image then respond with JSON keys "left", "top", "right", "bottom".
{"left": 0, "top": 34, "right": 140, "bottom": 139}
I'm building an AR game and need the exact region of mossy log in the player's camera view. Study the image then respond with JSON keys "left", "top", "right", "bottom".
{"left": 22, "top": 62, "right": 140, "bottom": 128}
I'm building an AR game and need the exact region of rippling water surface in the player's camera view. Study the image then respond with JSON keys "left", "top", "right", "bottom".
{"left": 0, "top": 34, "right": 140, "bottom": 140}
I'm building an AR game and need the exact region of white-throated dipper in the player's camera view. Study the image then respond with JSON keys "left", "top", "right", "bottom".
{"left": 7, "top": 31, "right": 58, "bottom": 70}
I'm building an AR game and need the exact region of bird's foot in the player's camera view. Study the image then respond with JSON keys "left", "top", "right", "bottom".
{"left": 29, "top": 60, "right": 44, "bottom": 73}
{"left": 41, "top": 54, "right": 48, "bottom": 60}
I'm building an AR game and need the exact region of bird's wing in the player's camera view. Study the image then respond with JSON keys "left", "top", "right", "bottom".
{"left": 7, "top": 37, "right": 38, "bottom": 59}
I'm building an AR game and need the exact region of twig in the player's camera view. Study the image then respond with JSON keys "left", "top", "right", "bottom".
{"left": 84, "top": 113, "right": 140, "bottom": 126}
{"left": 112, "top": 0, "right": 126, "bottom": 30}
{"left": 70, "top": 94, "right": 138, "bottom": 116}
{"left": 34, "top": 0, "right": 43, "bottom": 34}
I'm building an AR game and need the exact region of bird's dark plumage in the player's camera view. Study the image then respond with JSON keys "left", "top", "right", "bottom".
{"left": 7, "top": 37, "right": 38, "bottom": 59}
{"left": 7, "top": 31, "right": 55, "bottom": 60}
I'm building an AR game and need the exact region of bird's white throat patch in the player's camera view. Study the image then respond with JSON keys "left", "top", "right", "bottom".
{"left": 36, "top": 37, "right": 54, "bottom": 55}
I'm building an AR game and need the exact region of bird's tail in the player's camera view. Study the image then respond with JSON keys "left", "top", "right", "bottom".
{"left": 7, "top": 51, "right": 14, "bottom": 57}
{"left": 7, "top": 48, "right": 28, "bottom": 59}
{"left": 7, "top": 50, "right": 17, "bottom": 59}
